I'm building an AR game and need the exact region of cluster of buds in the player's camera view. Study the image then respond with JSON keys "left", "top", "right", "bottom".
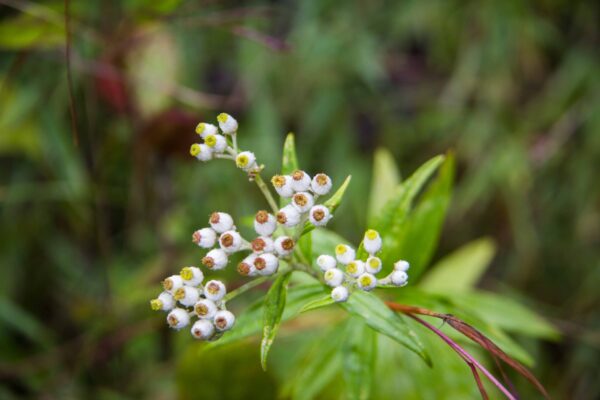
{"left": 150, "top": 267, "right": 235, "bottom": 339}
{"left": 191, "top": 113, "right": 259, "bottom": 174}
{"left": 317, "top": 229, "right": 410, "bottom": 302}
{"left": 272, "top": 170, "right": 333, "bottom": 228}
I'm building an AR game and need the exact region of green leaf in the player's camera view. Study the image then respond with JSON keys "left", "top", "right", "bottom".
{"left": 343, "top": 319, "right": 377, "bottom": 400}
{"left": 297, "top": 230, "right": 312, "bottom": 263}
{"left": 299, "top": 295, "right": 334, "bottom": 313}
{"left": 420, "top": 238, "right": 496, "bottom": 293}
{"left": 368, "top": 148, "right": 401, "bottom": 222}
{"left": 302, "top": 175, "right": 352, "bottom": 235}
{"left": 261, "top": 271, "right": 293, "bottom": 370}
{"left": 281, "top": 132, "right": 299, "bottom": 175}
{"left": 203, "top": 282, "right": 328, "bottom": 351}
{"left": 342, "top": 291, "right": 431, "bottom": 366}
{"left": 378, "top": 153, "right": 454, "bottom": 277}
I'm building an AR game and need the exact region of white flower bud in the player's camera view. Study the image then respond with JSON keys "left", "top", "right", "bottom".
{"left": 276, "top": 205, "right": 301, "bottom": 227}
{"left": 214, "top": 310, "right": 236, "bottom": 331}
{"left": 274, "top": 236, "right": 295, "bottom": 257}
{"left": 219, "top": 230, "right": 243, "bottom": 253}
{"left": 195, "top": 122, "right": 218, "bottom": 139}
{"left": 311, "top": 173, "right": 332, "bottom": 195}
{"left": 254, "top": 210, "right": 277, "bottom": 236}
{"left": 209, "top": 212, "right": 234, "bottom": 233}
{"left": 254, "top": 253, "right": 279, "bottom": 275}
{"left": 202, "top": 248, "right": 228, "bottom": 270}
{"left": 357, "top": 273, "right": 377, "bottom": 291}
{"left": 217, "top": 113, "right": 238, "bottom": 134}
{"left": 191, "top": 319, "right": 215, "bottom": 340}
{"left": 180, "top": 266, "right": 204, "bottom": 286}
{"left": 237, "top": 254, "right": 258, "bottom": 276}
{"left": 251, "top": 236, "right": 275, "bottom": 254}
{"left": 204, "top": 280, "right": 227, "bottom": 301}
{"left": 236, "top": 151, "right": 257, "bottom": 171}
{"left": 365, "top": 256, "right": 382, "bottom": 274}
{"left": 331, "top": 286, "right": 349, "bottom": 302}
{"left": 394, "top": 260, "right": 410, "bottom": 272}
{"left": 291, "top": 192, "right": 314, "bottom": 213}
{"left": 390, "top": 270, "right": 408, "bottom": 286}
{"left": 317, "top": 255, "right": 337, "bottom": 271}
{"left": 194, "top": 299, "right": 218, "bottom": 319}
{"left": 346, "top": 260, "right": 365, "bottom": 278}
{"left": 363, "top": 230, "right": 382, "bottom": 255}
{"left": 204, "top": 134, "right": 228, "bottom": 153}
{"left": 162, "top": 275, "right": 184, "bottom": 294}
{"left": 291, "top": 170, "right": 311, "bottom": 192}
{"left": 150, "top": 291, "right": 175, "bottom": 311}
{"left": 271, "top": 175, "right": 294, "bottom": 198}
{"left": 192, "top": 227, "right": 217, "bottom": 248}
{"left": 190, "top": 143, "right": 212, "bottom": 162}
{"left": 309, "top": 205, "right": 332, "bottom": 227}
{"left": 167, "top": 308, "right": 190, "bottom": 330}
{"left": 324, "top": 268, "right": 344, "bottom": 287}
{"left": 173, "top": 285, "right": 200, "bottom": 307}
{"left": 335, "top": 244, "right": 356, "bottom": 265}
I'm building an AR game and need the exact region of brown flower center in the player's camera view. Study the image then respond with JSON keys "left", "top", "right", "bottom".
{"left": 272, "top": 175, "right": 285, "bottom": 188}
{"left": 206, "top": 282, "right": 219, "bottom": 294}
{"left": 237, "top": 262, "right": 251, "bottom": 276}
{"left": 167, "top": 315, "right": 178, "bottom": 326}
{"left": 251, "top": 238, "right": 266, "bottom": 252}
{"left": 255, "top": 210, "right": 269, "bottom": 224}
{"left": 202, "top": 256, "right": 215, "bottom": 268}
{"left": 220, "top": 234, "right": 233, "bottom": 247}
{"left": 281, "top": 238, "right": 295, "bottom": 251}
{"left": 195, "top": 303, "right": 208, "bottom": 316}
{"left": 276, "top": 212, "right": 287, "bottom": 224}
{"left": 312, "top": 209, "right": 325, "bottom": 221}
{"left": 292, "top": 170, "right": 304, "bottom": 181}
{"left": 315, "top": 173, "right": 328, "bottom": 186}
{"left": 215, "top": 317, "right": 227, "bottom": 330}
{"left": 294, "top": 193, "right": 307, "bottom": 206}
{"left": 254, "top": 257, "right": 266, "bottom": 270}
{"left": 209, "top": 212, "right": 220, "bottom": 224}
{"left": 163, "top": 279, "right": 173, "bottom": 291}
{"left": 192, "top": 231, "right": 201, "bottom": 244}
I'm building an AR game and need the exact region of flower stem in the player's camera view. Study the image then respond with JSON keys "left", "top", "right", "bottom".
{"left": 254, "top": 173, "right": 280, "bottom": 214}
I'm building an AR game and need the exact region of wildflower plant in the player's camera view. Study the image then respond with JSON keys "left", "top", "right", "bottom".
{"left": 150, "top": 114, "right": 553, "bottom": 399}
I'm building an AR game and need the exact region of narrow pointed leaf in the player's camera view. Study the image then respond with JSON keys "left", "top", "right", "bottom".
{"left": 261, "top": 271, "right": 292, "bottom": 370}
{"left": 368, "top": 148, "right": 401, "bottom": 222}
{"left": 343, "top": 319, "right": 377, "bottom": 400}
{"left": 299, "top": 294, "right": 335, "bottom": 313}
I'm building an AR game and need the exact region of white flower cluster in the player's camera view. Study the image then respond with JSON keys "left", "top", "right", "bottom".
{"left": 191, "top": 113, "right": 259, "bottom": 174}
{"left": 317, "top": 229, "right": 410, "bottom": 302}
{"left": 272, "top": 170, "right": 333, "bottom": 228}
{"left": 150, "top": 267, "right": 235, "bottom": 340}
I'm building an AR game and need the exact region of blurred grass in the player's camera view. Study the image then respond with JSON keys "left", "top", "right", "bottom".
{"left": 0, "top": 0, "right": 598, "bottom": 398}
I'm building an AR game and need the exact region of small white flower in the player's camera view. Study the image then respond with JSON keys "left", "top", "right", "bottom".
{"left": 167, "top": 308, "right": 190, "bottom": 330}
{"left": 214, "top": 310, "right": 236, "bottom": 331}
{"left": 204, "top": 280, "right": 227, "bottom": 301}
{"left": 274, "top": 236, "right": 295, "bottom": 257}
{"left": 309, "top": 205, "right": 332, "bottom": 227}
{"left": 335, "top": 244, "right": 356, "bottom": 265}
{"left": 204, "top": 134, "right": 228, "bottom": 153}
{"left": 190, "top": 143, "right": 212, "bottom": 162}
{"left": 217, "top": 113, "right": 238, "bottom": 134}
{"left": 195, "top": 122, "right": 218, "bottom": 139}
{"left": 394, "top": 260, "right": 410, "bottom": 272}
{"left": 317, "top": 255, "right": 337, "bottom": 271}
{"left": 202, "top": 248, "right": 228, "bottom": 270}
{"left": 180, "top": 266, "right": 204, "bottom": 286}
{"left": 192, "top": 227, "right": 217, "bottom": 248}
{"left": 291, "top": 192, "right": 314, "bottom": 213}
{"left": 236, "top": 151, "right": 257, "bottom": 171}
{"left": 254, "top": 253, "right": 279, "bottom": 275}
{"left": 365, "top": 256, "right": 382, "bottom": 274}
{"left": 162, "top": 275, "right": 184, "bottom": 294}
{"left": 254, "top": 210, "right": 277, "bottom": 236}
{"left": 276, "top": 205, "right": 301, "bottom": 227}
{"left": 390, "top": 270, "right": 408, "bottom": 286}
{"left": 346, "top": 260, "right": 365, "bottom": 278}
{"left": 251, "top": 236, "right": 275, "bottom": 254}
{"left": 150, "top": 291, "right": 175, "bottom": 311}
{"left": 194, "top": 299, "right": 218, "bottom": 319}
{"left": 237, "top": 254, "right": 258, "bottom": 276}
{"left": 174, "top": 285, "right": 200, "bottom": 307}
{"left": 291, "top": 170, "right": 311, "bottom": 192}
{"left": 331, "top": 286, "right": 349, "bottom": 302}
{"left": 324, "top": 268, "right": 344, "bottom": 287}
{"left": 363, "top": 230, "right": 382, "bottom": 255}
{"left": 271, "top": 175, "right": 294, "bottom": 198}
{"left": 219, "top": 230, "right": 243, "bottom": 253}
{"left": 209, "top": 212, "right": 234, "bottom": 233}
{"left": 357, "top": 273, "right": 377, "bottom": 291}
{"left": 191, "top": 319, "right": 215, "bottom": 340}
{"left": 311, "top": 173, "right": 332, "bottom": 195}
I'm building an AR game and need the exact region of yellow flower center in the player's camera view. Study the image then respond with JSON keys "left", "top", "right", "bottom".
{"left": 163, "top": 279, "right": 173, "bottom": 291}
{"left": 180, "top": 267, "right": 193, "bottom": 281}
{"left": 205, "top": 134, "right": 217, "bottom": 147}
{"left": 217, "top": 113, "right": 228, "bottom": 123}
{"left": 195, "top": 123, "right": 206, "bottom": 134}
{"left": 174, "top": 287, "right": 186, "bottom": 300}
{"left": 335, "top": 244, "right": 347, "bottom": 255}
{"left": 365, "top": 229, "right": 379, "bottom": 240}
{"left": 369, "top": 258, "right": 380, "bottom": 268}
{"left": 236, "top": 154, "right": 249, "bottom": 167}
{"left": 190, "top": 144, "right": 201, "bottom": 156}
{"left": 272, "top": 175, "right": 286, "bottom": 188}
{"left": 195, "top": 303, "right": 208, "bottom": 316}
{"left": 150, "top": 299, "right": 162, "bottom": 311}
{"left": 347, "top": 262, "right": 358, "bottom": 274}
{"left": 359, "top": 275, "right": 373, "bottom": 287}
{"left": 324, "top": 270, "right": 336, "bottom": 280}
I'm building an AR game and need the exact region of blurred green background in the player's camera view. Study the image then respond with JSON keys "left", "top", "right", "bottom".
{"left": 1, "top": 0, "right": 599, "bottom": 399}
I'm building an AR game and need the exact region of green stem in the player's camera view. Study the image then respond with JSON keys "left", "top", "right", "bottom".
{"left": 255, "top": 174, "right": 280, "bottom": 214}
{"left": 223, "top": 276, "right": 270, "bottom": 302}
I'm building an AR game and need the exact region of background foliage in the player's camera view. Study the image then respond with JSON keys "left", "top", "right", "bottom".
{"left": 0, "top": 0, "right": 598, "bottom": 399}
